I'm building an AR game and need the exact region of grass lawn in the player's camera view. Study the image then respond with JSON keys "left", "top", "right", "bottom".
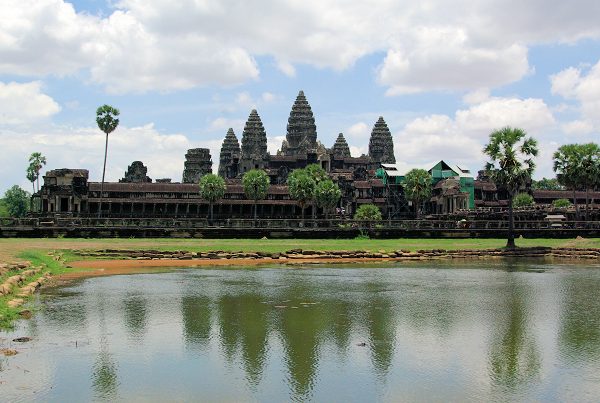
{"left": 0, "top": 237, "right": 598, "bottom": 262}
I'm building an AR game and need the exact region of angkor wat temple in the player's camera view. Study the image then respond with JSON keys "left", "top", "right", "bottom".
{"left": 35, "top": 91, "right": 589, "bottom": 220}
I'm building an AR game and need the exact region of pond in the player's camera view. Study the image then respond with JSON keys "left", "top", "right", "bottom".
{"left": 1, "top": 261, "right": 600, "bottom": 402}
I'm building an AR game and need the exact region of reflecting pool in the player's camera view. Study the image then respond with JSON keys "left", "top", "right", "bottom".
{"left": 2, "top": 261, "right": 600, "bottom": 402}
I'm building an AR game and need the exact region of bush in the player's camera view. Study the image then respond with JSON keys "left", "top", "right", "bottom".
{"left": 3, "top": 185, "right": 30, "bottom": 217}
{"left": 552, "top": 198, "right": 572, "bottom": 208}
{"left": 513, "top": 193, "right": 534, "bottom": 208}
{"left": 354, "top": 204, "right": 382, "bottom": 221}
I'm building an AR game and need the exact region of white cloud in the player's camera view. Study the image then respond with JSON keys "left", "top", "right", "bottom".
{"left": 276, "top": 60, "right": 296, "bottom": 77}
{"left": 395, "top": 96, "right": 556, "bottom": 175}
{"left": 0, "top": 81, "right": 61, "bottom": 125}
{"left": 0, "top": 123, "right": 230, "bottom": 194}
{"left": 550, "top": 60, "right": 600, "bottom": 133}
{"left": 346, "top": 122, "right": 370, "bottom": 140}
{"left": 2, "top": 0, "right": 600, "bottom": 94}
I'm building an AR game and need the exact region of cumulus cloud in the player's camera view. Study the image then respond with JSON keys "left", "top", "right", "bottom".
{"left": 395, "top": 96, "right": 556, "bottom": 174}
{"left": 0, "top": 123, "right": 228, "bottom": 194}
{"left": 551, "top": 60, "right": 600, "bottom": 133}
{"left": 0, "top": 81, "right": 61, "bottom": 125}
{"left": 2, "top": 0, "right": 600, "bottom": 94}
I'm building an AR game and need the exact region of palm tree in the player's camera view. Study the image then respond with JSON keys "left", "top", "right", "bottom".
{"left": 28, "top": 152, "right": 46, "bottom": 192}
{"left": 26, "top": 166, "right": 36, "bottom": 194}
{"left": 96, "top": 105, "right": 120, "bottom": 217}
{"left": 484, "top": 126, "right": 538, "bottom": 249}
{"left": 242, "top": 169, "right": 270, "bottom": 222}
{"left": 198, "top": 174, "right": 226, "bottom": 223}
{"left": 26, "top": 166, "right": 37, "bottom": 212}
{"left": 403, "top": 169, "right": 432, "bottom": 219}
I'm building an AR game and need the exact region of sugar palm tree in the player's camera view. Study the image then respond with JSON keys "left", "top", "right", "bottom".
{"left": 484, "top": 127, "right": 538, "bottom": 249}
{"left": 315, "top": 179, "right": 341, "bottom": 219}
{"left": 96, "top": 105, "right": 120, "bottom": 217}
{"left": 28, "top": 152, "right": 46, "bottom": 192}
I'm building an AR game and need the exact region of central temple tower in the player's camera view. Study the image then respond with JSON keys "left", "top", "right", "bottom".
{"left": 283, "top": 90, "right": 317, "bottom": 156}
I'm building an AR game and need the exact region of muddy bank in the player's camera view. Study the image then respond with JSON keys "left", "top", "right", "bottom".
{"left": 64, "top": 246, "right": 600, "bottom": 279}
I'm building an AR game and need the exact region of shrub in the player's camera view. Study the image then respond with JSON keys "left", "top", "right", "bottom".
{"left": 354, "top": 204, "right": 382, "bottom": 221}
{"left": 552, "top": 198, "right": 572, "bottom": 208}
{"left": 513, "top": 193, "right": 534, "bottom": 208}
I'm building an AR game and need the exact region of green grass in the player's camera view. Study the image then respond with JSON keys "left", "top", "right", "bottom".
{"left": 0, "top": 250, "right": 72, "bottom": 329}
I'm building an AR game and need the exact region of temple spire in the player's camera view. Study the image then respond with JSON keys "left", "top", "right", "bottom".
{"left": 218, "top": 128, "right": 241, "bottom": 178}
{"left": 332, "top": 133, "right": 351, "bottom": 158}
{"left": 284, "top": 90, "right": 317, "bottom": 155}
{"left": 368, "top": 116, "right": 395, "bottom": 164}
{"left": 240, "top": 109, "right": 269, "bottom": 173}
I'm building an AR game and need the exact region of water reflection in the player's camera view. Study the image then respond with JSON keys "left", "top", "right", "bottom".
{"left": 2, "top": 265, "right": 600, "bottom": 401}
{"left": 488, "top": 274, "right": 540, "bottom": 389}
{"left": 91, "top": 297, "right": 119, "bottom": 401}
{"left": 558, "top": 273, "right": 600, "bottom": 364}
{"left": 122, "top": 293, "right": 148, "bottom": 341}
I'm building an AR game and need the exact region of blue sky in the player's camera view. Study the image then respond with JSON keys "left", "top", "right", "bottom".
{"left": 1, "top": 0, "right": 600, "bottom": 194}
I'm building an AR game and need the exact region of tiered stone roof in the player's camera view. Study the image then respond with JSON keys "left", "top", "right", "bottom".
{"left": 182, "top": 148, "right": 212, "bottom": 183}
{"left": 332, "top": 133, "right": 351, "bottom": 158}
{"left": 218, "top": 128, "right": 241, "bottom": 178}
{"left": 284, "top": 90, "right": 317, "bottom": 155}
{"left": 120, "top": 161, "right": 152, "bottom": 183}
{"left": 241, "top": 109, "right": 268, "bottom": 160}
{"left": 368, "top": 116, "right": 395, "bottom": 164}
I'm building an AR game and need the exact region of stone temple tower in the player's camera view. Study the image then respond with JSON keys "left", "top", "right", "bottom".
{"left": 182, "top": 148, "right": 213, "bottom": 183}
{"left": 332, "top": 133, "right": 351, "bottom": 158}
{"left": 368, "top": 116, "right": 395, "bottom": 164}
{"left": 284, "top": 90, "right": 317, "bottom": 156}
{"left": 218, "top": 128, "right": 241, "bottom": 179}
{"left": 240, "top": 109, "right": 269, "bottom": 173}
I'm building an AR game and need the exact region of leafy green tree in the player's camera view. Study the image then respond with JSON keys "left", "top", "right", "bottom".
{"left": 532, "top": 177, "right": 562, "bottom": 191}
{"left": 354, "top": 203, "right": 382, "bottom": 221}
{"left": 513, "top": 193, "right": 534, "bottom": 208}
{"left": 484, "top": 126, "right": 538, "bottom": 248}
{"left": 403, "top": 168, "right": 432, "bottom": 219}
{"left": 3, "top": 185, "right": 30, "bottom": 217}
{"left": 288, "top": 169, "right": 316, "bottom": 222}
{"left": 305, "top": 164, "right": 328, "bottom": 219}
{"left": 0, "top": 199, "right": 8, "bottom": 218}
{"left": 552, "top": 198, "right": 572, "bottom": 208}
{"left": 28, "top": 152, "right": 46, "bottom": 192}
{"left": 553, "top": 144, "right": 582, "bottom": 219}
{"left": 242, "top": 169, "right": 270, "bottom": 221}
{"left": 314, "top": 179, "right": 341, "bottom": 219}
{"left": 96, "top": 105, "right": 120, "bottom": 217}
{"left": 305, "top": 164, "right": 328, "bottom": 184}
{"left": 198, "top": 174, "right": 226, "bottom": 222}
{"left": 577, "top": 143, "right": 600, "bottom": 219}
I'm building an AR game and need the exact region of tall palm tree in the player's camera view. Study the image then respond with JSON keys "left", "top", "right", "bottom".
{"left": 96, "top": 105, "right": 120, "bottom": 217}
{"left": 484, "top": 127, "right": 538, "bottom": 249}
{"left": 28, "top": 152, "right": 46, "bottom": 192}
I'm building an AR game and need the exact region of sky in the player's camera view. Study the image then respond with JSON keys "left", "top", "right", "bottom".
{"left": 1, "top": 0, "right": 600, "bottom": 194}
